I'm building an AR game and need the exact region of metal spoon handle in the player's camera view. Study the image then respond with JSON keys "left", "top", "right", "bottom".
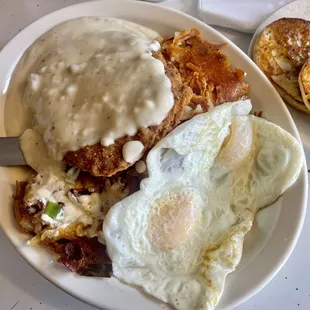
{"left": 0, "top": 137, "right": 27, "bottom": 166}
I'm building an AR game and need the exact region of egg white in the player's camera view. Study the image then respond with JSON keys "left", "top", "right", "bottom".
{"left": 103, "top": 99, "right": 303, "bottom": 310}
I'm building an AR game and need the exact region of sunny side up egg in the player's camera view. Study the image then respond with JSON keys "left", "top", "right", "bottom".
{"left": 103, "top": 100, "right": 303, "bottom": 310}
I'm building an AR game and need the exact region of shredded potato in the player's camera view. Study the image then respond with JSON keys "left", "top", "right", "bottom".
{"left": 162, "top": 28, "right": 249, "bottom": 111}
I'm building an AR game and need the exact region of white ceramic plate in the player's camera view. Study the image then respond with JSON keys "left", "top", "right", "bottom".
{"left": 0, "top": 1, "right": 307, "bottom": 310}
{"left": 248, "top": 0, "right": 310, "bottom": 178}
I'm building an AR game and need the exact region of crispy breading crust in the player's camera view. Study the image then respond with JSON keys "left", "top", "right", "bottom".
{"left": 253, "top": 18, "right": 310, "bottom": 113}
{"left": 64, "top": 52, "right": 193, "bottom": 177}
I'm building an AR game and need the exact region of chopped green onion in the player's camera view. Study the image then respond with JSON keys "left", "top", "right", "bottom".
{"left": 44, "top": 201, "right": 62, "bottom": 219}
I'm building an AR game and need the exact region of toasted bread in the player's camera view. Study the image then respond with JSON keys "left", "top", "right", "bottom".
{"left": 271, "top": 74, "right": 303, "bottom": 102}
{"left": 273, "top": 81, "right": 310, "bottom": 114}
{"left": 270, "top": 73, "right": 310, "bottom": 114}
{"left": 255, "top": 18, "right": 310, "bottom": 67}
{"left": 253, "top": 41, "right": 295, "bottom": 76}
{"left": 253, "top": 18, "right": 310, "bottom": 113}
{"left": 299, "top": 58, "right": 310, "bottom": 110}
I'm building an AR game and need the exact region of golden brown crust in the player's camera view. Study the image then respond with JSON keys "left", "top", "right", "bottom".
{"left": 64, "top": 52, "right": 193, "bottom": 177}
{"left": 253, "top": 18, "right": 310, "bottom": 113}
{"left": 299, "top": 58, "right": 310, "bottom": 110}
{"left": 253, "top": 41, "right": 294, "bottom": 76}
{"left": 255, "top": 18, "right": 310, "bottom": 68}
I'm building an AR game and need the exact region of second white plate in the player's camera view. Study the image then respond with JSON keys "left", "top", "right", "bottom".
{"left": 248, "top": 0, "right": 310, "bottom": 170}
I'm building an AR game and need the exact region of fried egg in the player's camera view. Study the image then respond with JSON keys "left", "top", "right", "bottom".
{"left": 103, "top": 99, "right": 303, "bottom": 310}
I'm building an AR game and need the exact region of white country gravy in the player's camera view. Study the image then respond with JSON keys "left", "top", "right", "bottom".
{"left": 5, "top": 17, "right": 174, "bottom": 165}
{"left": 135, "top": 160, "right": 147, "bottom": 174}
{"left": 122, "top": 140, "right": 144, "bottom": 163}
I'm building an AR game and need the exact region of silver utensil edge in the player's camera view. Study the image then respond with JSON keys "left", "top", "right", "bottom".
{"left": 0, "top": 137, "right": 27, "bottom": 166}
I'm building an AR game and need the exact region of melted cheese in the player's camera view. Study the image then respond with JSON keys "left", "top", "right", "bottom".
{"left": 24, "top": 171, "right": 129, "bottom": 238}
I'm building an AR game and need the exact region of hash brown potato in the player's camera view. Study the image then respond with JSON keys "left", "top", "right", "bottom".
{"left": 253, "top": 18, "right": 310, "bottom": 114}
{"left": 162, "top": 28, "right": 249, "bottom": 109}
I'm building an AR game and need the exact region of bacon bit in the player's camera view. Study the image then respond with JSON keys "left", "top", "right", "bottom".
{"left": 65, "top": 242, "right": 80, "bottom": 260}
{"left": 253, "top": 111, "right": 264, "bottom": 118}
{"left": 45, "top": 237, "right": 112, "bottom": 277}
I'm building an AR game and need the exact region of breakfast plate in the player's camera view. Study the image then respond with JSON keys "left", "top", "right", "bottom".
{"left": 0, "top": 1, "right": 307, "bottom": 310}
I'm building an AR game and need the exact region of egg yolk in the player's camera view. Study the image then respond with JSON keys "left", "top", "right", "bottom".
{"left": 148, "top": 190, "right": 201, "bottom": 252}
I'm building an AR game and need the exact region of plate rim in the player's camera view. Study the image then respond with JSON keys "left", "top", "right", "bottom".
{"left": 0, "top": 1, "right": 308, "bottom": 309}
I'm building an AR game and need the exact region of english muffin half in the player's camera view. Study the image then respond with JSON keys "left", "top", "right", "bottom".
{"left": 299, "top": 58, "right": 310, "bottom": 110}
{"left": 253, "top": 18, "right": 310, "bottom": 113}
